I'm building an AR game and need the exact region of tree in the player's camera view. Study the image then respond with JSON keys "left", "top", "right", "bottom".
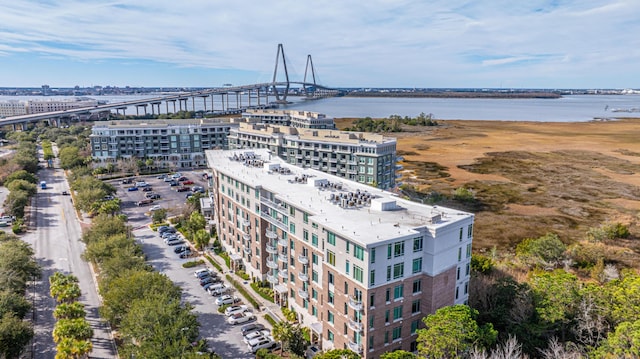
{"left": 529, "top": 269, "right": 580, "bottom": 340}
{"left": 58, "top": 146, "right": 84, "bottom": 169}
{"left": 52, "top": 318, "right": 93, "bottom": 343}
{"left": 6, "top": 179, "right": 37, "bottom": 197}
{"left": 53, "top": 302, "right": 86, "bottom": 320}
{"left": 3, "top": 190, "right": 29, "bottom": 219}
{"left": 152, "top": 208, "right": 168, "bottom": 224}
{"left": 0, "top": 291, "right": 32, "bottom": 319}
{"left": 380, "top": 350, "right": 419, "bottom": 359}
{"left": 3, "top": 170, "right": 37, "bottom": 186}
{"left": 193, "top": 229, "right": 210, "bottom": 252}
{"left": 314, "top": 349, "right": 361, "bottom": 359}
{"left": 55, "top": 337, "right": 93, "bottom": 359}
{"left": 0, "top": 313, "right": 34, "bottom": 359}
{"left": 516, "top": 233, "right": 566, "bottom": 269}
{"left": 417, "top": 305, "right": 498, "bottom": 359}
{"left": 593, "top": 319, "right": 640, "bottom": 358}
{"left": 49, "top": 275, "right": 81, "bottom": 304}
{"left": 271, "top": 320, "right": 293, "bottom": 355}
{"left": 604, "top": 270, "right": 640, "bottom": 325}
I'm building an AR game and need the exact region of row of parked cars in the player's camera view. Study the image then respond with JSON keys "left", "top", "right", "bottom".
{"left": 158, "top": 225, "right": 193, "bottom": 258}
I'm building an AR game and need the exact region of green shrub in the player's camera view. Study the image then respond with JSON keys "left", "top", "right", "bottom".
{"left": 587, "top": 221, "right": 630, "bottom": 242}
{"left": 219, "top": 251, "right": 231, "bottom": 268}
{"left": 182, "top": 260, "right": 204, "bottom": 268}
{"left": 205, "top": 255, "right": 223, "bottom": 272}
{"left": 471, "top": 254, "right": 494, "bottom": 274}
{"left": 149, "top": 222, "right": 170, "bottom": 231}
{"left": 250, "top": 282, "right": 275, "bottom": 303}
{"left": 236, "top": 270, "right": 250, "bottom": 281}
{"left": 264, "top": 313, "right": 277, "bottom": 327}
{"left": 218, "top": 304, "right": 230, "bottom": 314}
{"left": 282, "top": 306, "right": 297, "bottom": 323}
{"left": 12, "top": 219, "right": 24, "bottom": 234}
{"left": 226, "top": 275, "right": 260, "bottom": 309}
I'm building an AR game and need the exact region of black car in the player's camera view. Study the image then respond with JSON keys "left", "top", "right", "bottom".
{"left": 61, "top": 190, "right": 70, "bottom": 195}
{"left": 179, "top": 251, "right": 192, "bottom": 259}
{"left": 121, "top": 178, "right": 132, "bottom": 184}
{"left": 142, "top": 187, "right": 153, "bottom": 192}
{"left": 241, "top": 323, "right": 266, "bottom": 336}
{"left": 176, "top": 186, "right": 190, "bottom": 192}
{"left": 200, "top": 277, "right": 216, "bottom": 286}
{"left": 174, "top": 245, "right": 189, "bottom": 253}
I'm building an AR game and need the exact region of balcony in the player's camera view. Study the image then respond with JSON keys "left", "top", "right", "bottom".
{"left": 266, "top": 260, "right": 278, "bottom": 269}
{"left": 266, "top": 274, "right": 279, "bottom": 284}
{"left": 266, "top": 244, "right": 278, "bottom": 254}
{"left": 298, "top": 288, "right": 309, "bottom": 300}
{"left": 348, "top": 341, "right": 363, "bottom": 354}
{"left": 298, "top": 272, "right": 309, "bottom": 282}
{"left": 298, "top": 255, "right": 309, "bottom": 265}
{"left": 277, "top": 254, "right": 288, "bottom": 263}
{"left": 348, "top": 319, "right": 364, "bottom": 332}
{"left": 265, "top": 229, "right": 278, "bottom": 239}
{"left": 242, "top": 233, "right": 251, "bottom": 241}
{"left": 242, "top": 219, "right": 250, "bottom": 227}
{"left": 348, "top": 297, "right": 364, "bottom": 311}
{"left": 243, "top": 246, "right": 251, "bottom": 255}
{"left": 277, "top": 238, "right": 288, "bottom": 247}
{"left": 278, "top": 269, "right": 288, "bottom": 279}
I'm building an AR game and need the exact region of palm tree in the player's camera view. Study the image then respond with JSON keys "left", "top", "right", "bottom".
{"left": 271, "top": 320, "right": 293, "bottom": 354}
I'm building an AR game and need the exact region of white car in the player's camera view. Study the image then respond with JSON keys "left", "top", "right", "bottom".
{"left": 224, "top": 305, "right": 249, "bottom": 316}
{"left": 149, "top": 205, "right": 162, "bottom": 212}
{"left": 228, "top": 312, "right": 255, "bottom": 325}
{"left": 248, "top": 336, "right": 276, "bottom": 353}
{"left": 243, "top": 329, "right": 271, "bottom": 344}
{"left": 215, "top": 294, "right": 238, "bottom": 306}
{"left": 194, "top": 268, "right": 210, "bottom": 278}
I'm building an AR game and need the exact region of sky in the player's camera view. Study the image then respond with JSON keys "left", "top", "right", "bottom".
{"left": 1, "top": 0, "right": 639, "bottom": 89}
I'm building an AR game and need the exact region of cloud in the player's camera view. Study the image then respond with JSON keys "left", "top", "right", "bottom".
{"left": 0, "top": 0, "right": 639, "bottom": 88}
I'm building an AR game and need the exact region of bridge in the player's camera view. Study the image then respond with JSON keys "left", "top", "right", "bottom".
{"left": 0, "top": 44, "right": 342, "bottom": 130}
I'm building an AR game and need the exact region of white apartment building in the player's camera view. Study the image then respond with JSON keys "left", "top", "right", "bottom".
{"left": 0, "top": 100, "right": 28, "bottom": 118}
{"left": 242, "top": 109, "right": 336, "bottom": 129}
{"left": 206, "top": 148, "right": 473, "bottom": 358}
{"left": 27, "top": 98, "right": 98, "bottom": 114}
{"left": 229, "top": 122, "right": 399, "bottom": 189}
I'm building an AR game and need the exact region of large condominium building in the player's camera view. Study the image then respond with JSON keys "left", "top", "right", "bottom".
{"left": 229, "top": 122, "right": 398, "bottom": 189}
{"left": 242, "top": 109, "right": 336, "bottom": 129}
{"left": 0, "top": 97, "right": 99, "bottom": 117}
{"left": 0, "top": 100, "right": 27, "bottom": 118}
{"left": 206, "top": 148, "right": 473, "bottom": 359}
{"left": 90, "top": 119, "right": 235, "bottom": 168}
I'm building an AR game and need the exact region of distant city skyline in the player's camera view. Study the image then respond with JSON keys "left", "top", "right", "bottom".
{"left": 1, "top": 1, "right": 639, "bottom": 89}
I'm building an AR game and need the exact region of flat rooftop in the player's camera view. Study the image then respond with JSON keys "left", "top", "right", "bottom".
{"left": 206, "top": 149, "right": 473, "bottom": 246}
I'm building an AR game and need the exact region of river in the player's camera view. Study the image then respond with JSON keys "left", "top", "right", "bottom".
{"left": 2, "top": 93, "right": 639, "bottom": 122}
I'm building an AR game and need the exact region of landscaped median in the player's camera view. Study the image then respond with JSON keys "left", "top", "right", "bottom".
{"left": 225, "top": 274, "right": 261, "bottom": 310}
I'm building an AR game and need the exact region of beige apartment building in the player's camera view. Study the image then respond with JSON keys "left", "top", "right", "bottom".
{"left": 206, "top": 148, "right": 473, "bottom": 358}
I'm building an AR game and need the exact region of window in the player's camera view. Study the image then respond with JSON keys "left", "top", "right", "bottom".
{"left": 344, "top": 303, "right": 348, "bottom": 315}
{"left": 387, "top": 244, "right": 392, "bottom": 259}
{"left": 369, "top": 316, "right": 375, "bottom": 329}
{"left": 353, "top": 265, "right": 363, "bottom": 283}
{"left": 466, "top": 263, "right": 470, "bottom": 276}
{"left": 312, "top": 306, "right": 317, "bottom": 317}
{"left": 327, "top": 250, "right": 335, "bottom": 266}
{"left": 393, "top": 284, "right": 404, "bottom": 299}
{"left": 369, "top": 269, "right": 375, "bottom": 286}
{"left": 394, "top": 241, "right": 405, "bottom": 257}
{"left": 303, "top": 212, "right": 309, "bottom": 224}
{"left": 411, "top": 319, "right": 419, "bottom": 334}
{"left": 468, "top": 224, "right": 473, "bottom": 238}
{"left": 458, "top": 247, "right": 462, "bottom": 261}
{"left": 328, "top": 272, "right": 334, "bottom": 285}
{"left": 354, "top": 245, "right": 364, "bottom": 260}
{"left": 384, "top": 331, "right": 389, "bottom": 344}
{"left": 412, "top": 279, "right": 422, "bottom": 294}
{"left": 346, "top": 241, "right": 350, "bottom": 254}
{"left": 385, "top": 289, "right": 390, "bottom": 302}
{"left": 303, "top": 229, "right": 309, "bottom": 242}
{"left": 289, "top": 223, "right": 296, "bottom": 234}
{"left": 327, "top": 231, "right": 336, "bottom": 245}
{"left": 369, "top": 294, "right": 375, "bottom": 308}
{"left": 312, "top": 288, "right": 318, "bottom": 300}
{"left": 386, "top": 266, "right": 391, "bottom": 281}
{"left": 328, "top": 291, "right": 335, "bottom": 304}
{"left": 413, "top": 237, "right": 423, "bottom": 252}
{"left": 345, "top": 260, "right": 350, "bottom": 275}
{"left": 384, "top": 310, "right": 390, "bottom": 323}
{"left": 455, "top": 286, "right": 459, "bottom": 300}
{"left": 393, "top": 306, "right": 403, "bottom": 320}
{"left": 370, "top": 248, "right": 376, "bottom": 263}
{"left": 466, "top": 243, "right": 472, "bottom": 258}
{"left": 412, "top": 258, "right": 423, "bottom": 274}
{"left": 411, "top": 300, "right": 421, "bottom": 314}
{"left": 464, "top": 281, "right": 469, "bottom": 295}
{"left": 312, "top": 270, "right": 318, "bottom": 283}
{"left": 312, "top": 234, "right": 318, "bottom": 247}
{"left": 459, "top": 227, "right": 463, "bottom": 241}
{"left": 369, "top": 336, "right": 374, "bottom": 350}
{"left": 393, "top": 263, "right": 404, "bottom": 279}
{"left": 392, "top": 327, "right": 402, "bottom": 341}
{"left": 327, "top": 330, "right": 334, "bottom": 342}
{"left": 457, "top": 267, "right": 461, "bottom": 280}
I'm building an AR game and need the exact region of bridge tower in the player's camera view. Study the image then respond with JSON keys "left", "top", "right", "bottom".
{"left": 303, "top": 54, "right": 318, "bottom": 97}
{"left": 272, "top": 43, "right": 290, "bottom": 104}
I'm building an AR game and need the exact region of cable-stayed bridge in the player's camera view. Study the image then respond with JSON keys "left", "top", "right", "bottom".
{"left": 0, "top": 44, "right": 342, "bottom": 129}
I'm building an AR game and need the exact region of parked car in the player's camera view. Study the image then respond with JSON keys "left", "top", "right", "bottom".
{"left": 183, "top": 180, "right": 195, "bottom": 185}
{"left": 171, "top": 172, "right": 182, "bottom": 179}
{"left": 224, "top": 305, "right": 249, "bottom": 316}
{"left": 215, "top": 295, "right": 239, "bottom": 306}
{"left": 176, "top": 186, "right": 190, "bottom": 192}
{"left": 194, "top": 268, "right": 210, "bottom": 278}
{"left": 142, "top": 187, "right": 153, "bottom": 192}
{"left": 0, "top": 215, "right": 15, "bottom": 223}
{"left": 179, "top": 250, "right": 192, "bottom": 259}
{"left": 197, "top": 270, "right": 215, "bottom": 280}
{"left": 135, "top": 181, "right": 149, "bottom": 187}
{"left": 149, "top": 205, "right": 162, "bottom": 212}
{"left": 163, "top": 234, "right": 180, "bottom": 243}
{"left": 247, "top": 337, "right": 277, "bottom": 353}
{"left": 61, "top": 190, "right": 70, "bottom": 195}
{"left": 178, "top": 176, "right": 188, "bottom": 181}
{"left": 103, "top": 195, "right": 115, "bottom": 200}
{"left": 174, "top": 245, "right": 189, "bottom": 254}
{"left": 169, "top": 180, "right": 179, "bottom": 186}
{"left": 191, "top": 186, "right": 205, "bottom": 193}
{"left": 163, "top": 177, "right": 174, "bottom": 182}
{"left": 121, "top": 178, "right": 132, "bottom": 184}
{"left": 127, "top": 186, "right": 139, "bottom": 191}
{"left": 161, "top": 231, "right": 178, "bottom": 238}
{"left": 243, "top": 329, "right": 271, "bottom": 344}
{"left": 136, "top": 199, "right": 153, "bottom": 206}
{"left": 157, "top": 225, "right": 171, "bottom": 233}
{"left": 159, "top": 227, "right": 176, "bottom": 235}
{"left": 166, "top": 238, "right": 185, "bottom": 246}
{"left": 241, "top": 323, "right": 266, "bottom": 336}
{"left": 228, "top": 312, "right": 255, "bottom": 325}
{"left": 157, "top": 174, "right": 167, "bottom": 179}
{"left": 200, "top": 277, "right": 217, "bottom": 286}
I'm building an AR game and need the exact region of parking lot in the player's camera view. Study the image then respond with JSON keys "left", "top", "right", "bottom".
{"left": 113, "top": 171, "right": 269, "bottom": 358}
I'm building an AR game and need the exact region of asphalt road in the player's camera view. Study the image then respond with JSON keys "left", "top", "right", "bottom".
{"left": 22, "top": 153, "right": 117, "bottom": 359}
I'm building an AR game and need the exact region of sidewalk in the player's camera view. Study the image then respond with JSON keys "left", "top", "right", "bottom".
{"left": 203, "top": 250, "right": 284, "bottom": 324}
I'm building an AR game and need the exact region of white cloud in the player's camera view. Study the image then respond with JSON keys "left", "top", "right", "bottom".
{"left": 0, "top": 0, "right": 639, "bottom": 87}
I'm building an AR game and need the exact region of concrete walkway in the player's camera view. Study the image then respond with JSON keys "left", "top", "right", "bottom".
{"left": 203, "top": 250, "right": 284, "bottom": 324}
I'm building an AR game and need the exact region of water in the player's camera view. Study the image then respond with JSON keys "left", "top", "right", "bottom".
{"left": 2, "top": 93, "right": 639, "bottom": 122}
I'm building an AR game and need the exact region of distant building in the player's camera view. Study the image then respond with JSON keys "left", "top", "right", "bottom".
{"left": 206, "top": 148, "right": 473, "bottom": 358}
{"left": 229, "top": 122, "right": 398, "bottom": 189}
{"left": 26, "top": 98, "right": 98, "bottom": 114}
{"left": 89, "top": 119, "right": 235, "bottom": 168}
{"left": 0, "top": 100, "right": 28, "bottom": 118}
{"left": 242, "top": 109, "right": 336, "bottom": 129}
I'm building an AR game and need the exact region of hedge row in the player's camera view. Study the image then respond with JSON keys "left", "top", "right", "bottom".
{"left": 225, "top": 274, "right": 260, "bottom": 309}
{"left": 205, "top": 254, "right": 223, "bottom": 272}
